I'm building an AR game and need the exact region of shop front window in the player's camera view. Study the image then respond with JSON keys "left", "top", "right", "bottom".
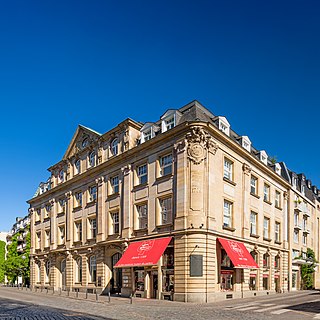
{"left": 249, "top": 275, "right": 257, "bottom": 290}
{"left": 263, "top": 275, "right": 269, "bottom": 290}
{"left": 162, "top": 247, "right": 174, "bottom": 293}
{"left": 220, "top": 271, "right": 233, "bottom": 291}
{"left": 134, "top": 268, "right": 145, "bottom": 292}
{"left": 111, "top": 253, "right": 122, "bottom": 294}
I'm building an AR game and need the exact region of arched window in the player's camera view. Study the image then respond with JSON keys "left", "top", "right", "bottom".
{"left": 37, "top": 262, "right": 41, "bottom": 283}
{"left": 263, "top": 253, "right": 270, "bottom": 268}
{"left": 45, "top": 260, "right": 50, "bottom": 283}
{"left": 89, "top": 255, "right": 97, "bottom": 283}
{"left": 250, "top": 250, "right": 258, "bottom": 264}
{"left": 76, "top": 257, "right": 82, "bottom": 283}
{"left": 75, "top": 159, "right": 81, "bottom": 174}
{"left": 89, "top": 151, "right": 96, "bottom": 167}
{"left": 275, "top": 255, "right": 281, "bottom": 270}
{"left": 111, "top": 138, "right": 118, "bottom": 156}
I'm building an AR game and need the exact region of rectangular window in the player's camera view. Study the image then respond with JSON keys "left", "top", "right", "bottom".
{"left": 294, "top": 230, "right": 299, "bottom": 243}
{"left": 45, "top": 230, "right": 50, "bottom": 247}
{"left": 112, "top": 212, "right": 120, "bottom": 234}
{"left": 250, "top": 211, "right": 257, "bottom": 235}
{"left": 74, "top": 221, "right": 82, "bottom": 242}
{"left": 160, "top": 154, "right": 172, "bottom": 176}
{"left": 58, "top": 225, "right": 65, "bottom": 245}
{"left": 75, "top": 191, "right": 82, "bottom": 207}
{"left": 110, "top": 176, "right": 119, "bottom": 194}
{"left": 160, "top": 197, "right": 173, "bottom": 224}
{"left": 89, "top": 186, "right": 97, "bottom": 202}
{"left": 136, "top": 204, "right": 148, "bottom": 229}
{"left": 303, "top": 218, "right": 307, "bottom": 231}
{"left": 275, "top": 190, "right": 281, "bottom": 208}
{"left": 89, "top": 218, "right": 96, "bottom": 239}
{"left": 223, "top": 200, "right": 233, "bottom": 228}
{"left": 263, "top": 184, "right": 270, "bottom": 202}
{"left": 275, "top": 222, "right": 280, "bottom": 242}
{"left": 137, "top": 164, "right": 148, "bottom": 185}
{"left": 58, "top": 198, "right": 66, "bottom": 213}
{"left": 36, "top": 232, "right": 41, "bottom": 249}
{"left": 35, "top": 208, "right": 41, "bottom": 222}
{"left": 250, "top": 176, "right": 258, "bottom": 195}
{"left": 223, "top": 158, "right": 233, "bottom": 181}
{"left": 303, "top": 233, "right": 307, "bottom": 246}
{"left": 294, "top": 212, "right": 299, "bottom": 226}
{"left": 143, "top": 129, "right": 152, "bottom": 141}
{"left": 165, "top": 116, "right": 175, "bottom": 130}
{"left": 263, "top": 217, "right": 270, "bottom": 239}
{"left": 44, "top": 203, "right": 51, "bottom": 218}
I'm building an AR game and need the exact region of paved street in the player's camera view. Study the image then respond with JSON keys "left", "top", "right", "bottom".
{"left": 1, "top": 287, "right": 320, "bottom": 319}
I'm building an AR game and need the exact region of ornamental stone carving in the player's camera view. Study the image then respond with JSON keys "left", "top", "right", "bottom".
{"left": 242, "top": 163, "right": 252, "bottom": 175}
{"left": 186, "top": 126, "right": 218, "bottom": 164}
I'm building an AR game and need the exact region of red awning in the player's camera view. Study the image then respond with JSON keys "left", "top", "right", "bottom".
{"left": 218, "top": 238, "right": 259, "bottom": 269}
{"left": 115, "top": 237, "right": 172, "bottom": 268}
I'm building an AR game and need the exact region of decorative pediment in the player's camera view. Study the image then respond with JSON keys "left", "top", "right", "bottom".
{"left": 63, "top": 125, "right": 101, "bottom": 160}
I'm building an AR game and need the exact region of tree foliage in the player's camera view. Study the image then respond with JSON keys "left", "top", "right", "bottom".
{"left": 5, "top": 227, "right": 30, "bottom": 285}
{"left": 301, "top": 248, "right": 318, "bottom": 289}
{"left": 0, "top": 240, "right": 5, "bottom": 283}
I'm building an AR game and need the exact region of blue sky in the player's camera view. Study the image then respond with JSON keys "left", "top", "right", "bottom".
{"left": 1, "top": 0, "right": 319, "bottom": 231}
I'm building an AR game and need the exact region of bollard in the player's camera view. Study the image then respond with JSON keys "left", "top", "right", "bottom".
{"left": 130, "top": 293, "right": 133, "bottom": 304}
{"left": 95, "top": 290, "right": 98, "bottom": 301}
{"left": 46, "top": 288, "right": 48, "bottom": 294}
{"left": 68, "top": 288, "right": 70, "bottom": 297}
{"left": 108, "top": 291, "right": 111, "bottom": 303}
{"left": 76, "top": 289, "right": 79, "bottom": 298}
{"left": 59, "top": 288, "right": 61, "bottom": 296}
{"left": 85, "top": 289, "right": 88, "bottom": 299}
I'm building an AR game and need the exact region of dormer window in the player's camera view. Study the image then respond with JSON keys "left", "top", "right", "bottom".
{"left": 217, "top": 117, "right": 230, "bottom": 136}
{"left": 275, "top": 163, "right": 281, "bottom": 175}
{"left": 140, "top": 123, "right": 158, "bottom": 143}
{"left": 240, "top": 136, "right": 251, "bottom": 152}
{"left": 292, "top": 177, "right": 297, "bottom": 189}
{"left": 161, "top": 110, "right": 179, "bottom": 133}
{"left": 301, "top": 185, "right": 306, "bottom": 196}
{"left": 307, "top": 180, "right": 311, "bottom": 189}
{"left": 259, "top": 150, "right": 268, "bottom": 165}
{"left": 111, "top": 138, "right": 118, "bottom": 156}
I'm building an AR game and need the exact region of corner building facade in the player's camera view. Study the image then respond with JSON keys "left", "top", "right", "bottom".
{"left": 28, "top": 101, "right": 319, "bottom": 302}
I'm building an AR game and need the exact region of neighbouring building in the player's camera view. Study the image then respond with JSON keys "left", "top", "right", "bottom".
{"left": 27, "top": 100, "right": 320, "bottom": 302}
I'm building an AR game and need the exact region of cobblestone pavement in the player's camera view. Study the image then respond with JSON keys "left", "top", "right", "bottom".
{"left": 0, "top": 296, "right": 108, "bottom": 320}
{"left": 0, "top": 287, "right": 319, "bottom": 320}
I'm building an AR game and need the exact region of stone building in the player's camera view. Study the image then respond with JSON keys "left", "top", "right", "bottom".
{"left": 27, "top": 100, "right": 320, "bottom": 302}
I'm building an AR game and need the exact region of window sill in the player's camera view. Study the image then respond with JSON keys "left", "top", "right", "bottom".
{"left": 263, "top": 237, "right": 272, "bottom": 242}
{"left": 43, "top": 217, "right": 50, "bottom": 222}
{"left": 106, "top": 193, "right": 119, "bottom": 201}
{"left": 263, "top": 200, "right": 272, "bottom": 205}
{"left": 223, "top": 226, "right": 236, "bottom": 232}
{"left": 73, "top": 206, "right": 82, "bottom": 212}
{"left": 86, "top": 200, "right": 96, "bottom": 208}
{"left": 250, "top": 193, "right": 260, "bottom": 199}
{"left": 57, "top": 212, "right": 65, "bottom": 218}
{"left": 35, "top": 220, "right": 41, "bottom": 225}
{"left": 156, "top": 174, "right": 173, "bottom": 183}
{"left": 223, "top": 177, "right": 236, "bottom": 186}
{"left": 133, "top": 183, "right": 148, "bottom": 191}
{"left": 275, "top": 205, "right": 282, "bottom": 210}
{"left": 43, "top": 246, "right": 50, "bottom": 250}
{"left": 250, "top": 233, "right": 260, "bottom": 239}
{"left": 275, "top": 240, "right": 282, "bottom": 245}
{"left": 73, "top": 240, "right": 82, "bottom": 245}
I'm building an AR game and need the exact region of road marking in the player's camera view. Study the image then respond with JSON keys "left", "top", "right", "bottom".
{"left": 254, "top": 304, "right": 288, "bottom": 313}
{"left": 225, "top": 303, "right": 257, "bottom": 309}
{"left": 240, "top": 306, "right": 260, "bottom": 311}
{"left": 270, "top": 309, "right": 290, "bottom": 315}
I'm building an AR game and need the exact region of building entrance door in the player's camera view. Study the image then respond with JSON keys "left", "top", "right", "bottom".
{"left": 151, "top": 272, "right": 158, "bottom": 299}
{"left": 61, "top": 259, "right": 66, "bottom": 291}
{"left": 292, "top": 271, "right": 298, "bottom": 290}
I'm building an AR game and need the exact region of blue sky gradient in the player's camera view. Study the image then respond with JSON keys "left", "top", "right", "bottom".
{"left": 1, "top": 0, "right": 319, "bottom": 231}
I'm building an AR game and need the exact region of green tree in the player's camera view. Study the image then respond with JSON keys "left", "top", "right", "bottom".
{"left": 0, "top": 240, "right": 5, "bottom": 283}
{"left": 301, "top": 248, "right": 318, "bottom": 289}
{"left": 5, "top": 227, "right": 30, "bottom": 285}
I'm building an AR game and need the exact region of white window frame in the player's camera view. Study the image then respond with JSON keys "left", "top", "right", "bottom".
{"left": 275, "top": 190, "right": 281, "bottom": 208}
{"left": 294, "top": 230, "right": 299, "bottom": 243}
{"left": 223, "top": 158, "right": 233, "bottom": 181}
{"left": 111, "top": 138, "right": 118, "bottom": 156}
{"left": 75, "top": 191, "right": 83, "bottom": 207}
{"left": 137, "top": 164, "right": 148, "bottom": 185}
{"left": 159, "top": 154, "right": 172, "bottom": 177}
{"left": 76, "top": 257, "right": 82, "bottom": 283}
{"left": 223, "top": 200, "right": 233, "bottom": 228}
{"left": 74, "top": 221, "right": 82, "bottom": 242}
{"left": 110, "top": 176, "right": 119, "bottom": 194}
{"left": 58, "top": 170, "right": 64, "bottom": 183}
{"left": 263, "top": 184, "right": 270, "bottom": 202}
{"left": 89, "top": 185, "right": 97, "bottom": 202}
{"left": 250, "top": 211, "right": 257, "bottom": 235}
{"left": 263, "top": 217, "right": 270, "bottom": 239}
{"left": 88, "top": 151, "right": 96, "bottom": 168}
{"left": 136, "top": 204, "right": 148, "bottom": 229}
{"left": 250, "top": 176, "right": 258, "bottom": 195}
{"left": 89, "top": 255, "right": 97, "bottom": 283}
{"left": 58, "top": 225, "right": 65, "bottom": 245}
{"left": 75, "top": 159, "right": 81, "bottom": 174}
{"left": 45, "top": 260, "right": 50, "bottom": 283}
{"left": 160, "top": 197, "right": 172, "bottom": 225}
{"left": 275, "top": 222, "right": 280, "bottom": 242}
{"left": 112, "top": 212, "right": 120, "bottom": 234}
{"left": 45, "top": 229, "right": 50, "bottom": 247}
{"left": 88, "top": 218, "right": 96, "bottom": 239}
